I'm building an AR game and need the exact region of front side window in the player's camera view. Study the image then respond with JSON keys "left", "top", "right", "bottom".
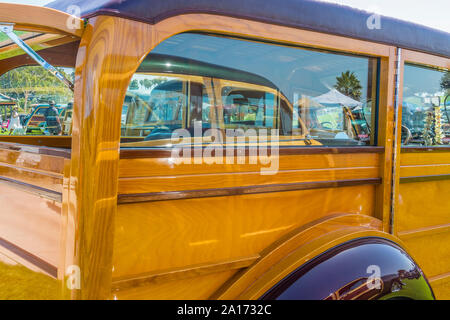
{"left": 120, "top": 33, "right": 378, "bottom": 148}
{"left": 402, "top": 64, "right": 449, "bottom": 146}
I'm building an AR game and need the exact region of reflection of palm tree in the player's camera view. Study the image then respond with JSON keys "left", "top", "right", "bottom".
{"left": 334, "top": 71, "right": 362, "bottom": 101}
{"left": 441, "top": 71, "right": 450, "bottom": 91}
{"left": 441, "top": 71, "right": 450, "bottom": 123}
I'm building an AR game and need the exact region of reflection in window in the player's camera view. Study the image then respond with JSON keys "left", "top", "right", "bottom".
{"left": 0, "top": 66, "right": 74, "bottom": 136}
{"left": 120, "top": 33, "right": 378, "bottom": 148}
{"left": 402, "top": 65, "right": 449, "bottom": 146}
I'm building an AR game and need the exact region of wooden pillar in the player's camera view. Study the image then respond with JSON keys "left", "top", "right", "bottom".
{"left": 63, "top": 16, "right": 154, "bottom": 299}
{"left": 375, "top": 47, "right": 397, "bottom": 233}
{"left": 391, "top": 51, "right": 406, "bottom": 235}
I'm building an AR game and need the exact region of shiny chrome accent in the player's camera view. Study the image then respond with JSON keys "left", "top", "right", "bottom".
{"left": 390, "top": 47, "right": 402, "bottom": 234}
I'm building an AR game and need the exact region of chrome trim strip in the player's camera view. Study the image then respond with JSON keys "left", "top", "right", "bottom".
{"left": 390, "top": 47, "right": 402, "bottom": 235}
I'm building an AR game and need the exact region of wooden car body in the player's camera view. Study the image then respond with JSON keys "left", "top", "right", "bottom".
{"left": 0, "top": 1, "right": 448, "bottom": 300}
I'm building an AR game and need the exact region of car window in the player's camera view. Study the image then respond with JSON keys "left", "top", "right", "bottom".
{"left": 402, "top": 65, "right": 449, "bottom": 146}
{"left": 120, "top": 33, "right": 378, "bottom": 148}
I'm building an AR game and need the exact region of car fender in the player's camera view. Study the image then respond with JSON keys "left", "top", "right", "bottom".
{"left": 213, "top": 213, "right": 433, "bottom": 300}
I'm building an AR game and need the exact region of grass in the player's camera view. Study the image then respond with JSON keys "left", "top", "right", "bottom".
{"left": 0, "top": 260, "right": 61, "bottom": 300}
{"left": 0, "top": 31, "right": 27, "bottom": 42}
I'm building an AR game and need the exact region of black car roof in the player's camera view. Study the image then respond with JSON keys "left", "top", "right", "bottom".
{"left": 47, "top": 0, "right": 450, "bottom": 58}
{"left": 137, "top": 53, "right": 278, "bottom": 89}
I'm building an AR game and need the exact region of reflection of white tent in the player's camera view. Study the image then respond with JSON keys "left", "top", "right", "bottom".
{"left": 312, "top": 89, "right": 362, "bottom": 107}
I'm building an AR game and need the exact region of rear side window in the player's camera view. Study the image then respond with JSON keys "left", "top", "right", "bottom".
{"left": 120, "top": 33, "right": 378, "bottom": 148}
{"left": 401, "top": 64, "right": 449, "bottom": 146}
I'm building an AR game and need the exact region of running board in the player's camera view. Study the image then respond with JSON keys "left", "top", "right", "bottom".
{"left": 0, "top": 23, "right": 74, "bottom": 91}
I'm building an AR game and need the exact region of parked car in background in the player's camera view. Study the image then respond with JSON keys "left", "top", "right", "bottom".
{"left": 22, "top": 104, "right": 66, "bottom": 135}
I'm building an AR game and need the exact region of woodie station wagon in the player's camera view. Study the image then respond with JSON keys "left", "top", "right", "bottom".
{"left": 0, "top": 0, "right": 449, "bottom": 300}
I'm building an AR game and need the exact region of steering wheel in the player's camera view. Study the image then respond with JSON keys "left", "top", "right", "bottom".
{"left": 320, "top": 121, "right": 333, "bottom": 130}
{"left": 125, "top": 91, "right": 165, "bottom": 125}
{"left": 401, "top": 125, "right": 412, "bottom": 145}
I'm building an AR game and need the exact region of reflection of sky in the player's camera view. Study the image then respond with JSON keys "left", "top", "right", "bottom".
{"left": 152, "top": 33, "right": 374, "bottom": 104}
{"left": 403, "top": 64, "right": 446, "bottom": 104}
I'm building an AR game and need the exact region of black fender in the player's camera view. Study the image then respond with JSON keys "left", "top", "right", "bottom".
{"left": 262, "top": 237, "right": 435, "bottom": 300}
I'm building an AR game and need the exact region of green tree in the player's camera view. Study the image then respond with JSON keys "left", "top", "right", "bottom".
{"left": 334, "top": 71, "right": 363, "bottom": 101}
{"left": 0, "top": 66, "right": 73, "bottom": 112}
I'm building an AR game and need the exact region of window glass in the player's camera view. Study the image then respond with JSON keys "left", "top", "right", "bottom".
{"left": 402, "top": 64, "right": 449, "bottom": 146}
{"left": 120, "top": 33, "right": 378, "bottom": 148}
{"left": 0, "top": 66, "right": 74, "bottom": 136}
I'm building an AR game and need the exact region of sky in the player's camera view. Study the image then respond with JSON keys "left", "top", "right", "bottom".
{"left": 1, "top": 0, "right": 449, "bottom": 33}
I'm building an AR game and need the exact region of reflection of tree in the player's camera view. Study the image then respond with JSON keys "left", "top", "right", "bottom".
{"left": 128, "top": 78, "right": 166, "bottom": 91}
{"left": 139, "top": 77, "right": 167, "bottom": 90}
{"left": 334, "top": 71, "right": 362, "bottom": 101}
{"left": 129, "top": 79, "right": 139, "bottom": 90}
{"left": 423, "top": 107, "right": 444, "bottom": 146}
{"left": 441, "top": 71, "right": 450, "bottom": 92}
{"left": 441, "top": 71, "right": 450, "bottom": 123}
{"left": 0, "top": 66, "right": 73, "bottom": 112}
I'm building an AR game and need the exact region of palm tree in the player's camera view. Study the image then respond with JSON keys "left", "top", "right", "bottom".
{"left": 334, "top": 71, "right": 363, "bottom": 101}
{"left": 441, "top": 71, "right": 450, "bottom": 123}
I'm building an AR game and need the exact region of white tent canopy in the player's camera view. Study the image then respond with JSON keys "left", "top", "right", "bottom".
{"left": 312, "top": 88, "right": 362, "bottom": 107}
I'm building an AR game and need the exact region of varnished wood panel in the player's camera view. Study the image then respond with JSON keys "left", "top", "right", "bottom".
{"left": 0, "top": 159, "right": 63, "bottom": 194}
{"left": 119, "top": 153, "right": 380, "bottom": 177}
{"left": 0, "top": 145, "right": 67, "bottom": 194}
{"left": 402, "top": 49, "right": 450, "bottom": 70}
{"left": 154, "top": 14, "right": 392, "bottom": 57}
{"left": 0, "top": 183, "right": 61, "bottom": 272}
{"left": 397, "top": 180, "right": 450, "bottom": 232}
{"left": 0, "top": 137, "right": 72, "bottom": 150}
{"left": 118, "top": 179, "right": 381, "bottom": 204}
{"left": 402, "top": 146, "right": 450, "bottom": 153}
{"left": 0, "top": 176, "right": 61, "bottom": 202}
{"left": 0, "top": 237, "right": 57, "bottom": 278}
{"left": 112, "top": 269, "right": 239, "bottom": 300}
{"left": 0, "top": 163, "right": 62, "bottom": 188}
{"left": 0, "top": 3, "right": 83, "bottom": 37}
{"left": 400, "top": 151, "right": 450, "bottom": 166}
{"left": 118, "top": 152, "right": 380, "bottom": 197}
{"left": 112, "top": 256, "right": 258, "bottom": 291}
{"left": 120, "top": 146, "right": 384, "bottom": 159}
{"left": 0, "top": 147, "right": 65, "bottom": 174}
{"left": 0, "top": 144, "right": 68, "bottom": 287}
{"left": 375, "top": 48, "right": 397, "bottom": 232}
{"left": 397, "top": 147, "right": 450, "bottom": 298}
{"left": 400, "top": 165, "right": 450, "bottom": 178}
{"left": 400, "top": 232, "right": 450, "bottom": 280}
{"left": 429, "top": 273, "right": 450, "bottom": 300}
{"left": 66, "top": 16, "right": 154, "bottom": 299}
{"left": 118, "top": 168, "right": 379, "bottom": 195}
{"left": 113, "top": 185, "right": 376, "bottom": 279}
